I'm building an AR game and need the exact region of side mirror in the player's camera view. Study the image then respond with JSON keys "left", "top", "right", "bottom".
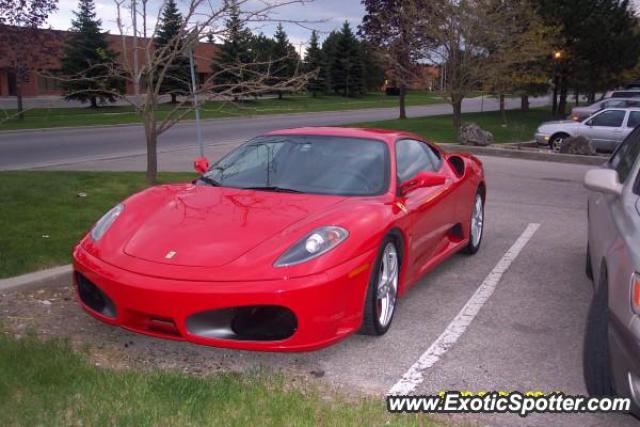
{"left": 586, "top": 120, "right": 593, "bottom": 126}
{"left": 400, "top": 171, "right": 446, "bottom": 196}
{"left": 193, "top": 157, "right": 210, "bottom": 174}
{"left": 584, "top": 168, "right": 623, "bottom": 196}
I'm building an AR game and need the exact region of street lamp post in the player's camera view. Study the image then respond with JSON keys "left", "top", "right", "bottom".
{"left": 552, "top": 51, "right": 562, "bottom": 117}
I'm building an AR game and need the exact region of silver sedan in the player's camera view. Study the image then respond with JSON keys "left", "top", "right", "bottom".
{"left": 570, "top": 98, "right": 640, "bottom": 121}
{"left": 584, "top": 130, "right": 640, "bottom": 413}
{"left": 534, "top": 108, "right": 640, "bottom": 152}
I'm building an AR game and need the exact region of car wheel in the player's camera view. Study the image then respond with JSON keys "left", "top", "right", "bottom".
{"left": 463, "top": 191, "right": 484, "bottom": 255}
{"left": 549, "top": 133, "right": 568, "bottom": 152}
{"left": 583, "top": 266, "right": 615, "bottom": 396}
{"left": 586, "top": 243, "right": 593, "bottom": 280}
{"left": 360, "top": 237, "right": 399, "bottom": 336}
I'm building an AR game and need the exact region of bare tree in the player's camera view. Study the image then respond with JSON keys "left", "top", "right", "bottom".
{"left": 0, "top": 0, "right": 59, "bottom": 119}
{"left": 360, "top": 0, "right": 431, "bottom": 120}
{"left": 419, "top": 0, "right": 551, "bottom": 131}
{"left": 101, "top": 0, "right": 311, "bottom": 184}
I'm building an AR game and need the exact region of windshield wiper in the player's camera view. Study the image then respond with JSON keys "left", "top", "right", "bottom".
{"left": 198, "top": 176, "right": 220, "bottom": 187}
{"left": 242, "top": 186, "right": 303, "bottom": 193}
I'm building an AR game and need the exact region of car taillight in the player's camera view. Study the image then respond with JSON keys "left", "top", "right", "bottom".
{"left": 631, "top": 273, "right": 640, "bottom": 313}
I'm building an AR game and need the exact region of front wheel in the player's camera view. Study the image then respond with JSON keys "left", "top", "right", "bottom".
{"left": 360, "top": 237, "right": 400, "bottom": 336}
{"left": 549, "top": 133, "right": 568, "bottom": 152}
{"left": 463, "top": 191, "right": 484, "bottom": 255}
{"left": 583, "top": 267, "right": 615, "bottom": 396}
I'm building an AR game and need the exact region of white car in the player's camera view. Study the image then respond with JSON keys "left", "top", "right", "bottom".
{"left": 535, "top": 108, "right": 640, "bottom": 152}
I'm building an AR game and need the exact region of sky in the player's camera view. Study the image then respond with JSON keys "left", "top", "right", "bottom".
{"left": 46, "top": 0, "right": 367, "bottom": 54}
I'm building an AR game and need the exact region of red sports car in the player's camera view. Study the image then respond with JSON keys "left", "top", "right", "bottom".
{"left": 73, "top": 127, "right": 485, "bottom": 351}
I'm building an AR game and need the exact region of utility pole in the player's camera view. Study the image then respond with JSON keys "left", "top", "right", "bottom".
{"left": 189, "top": 48, "right": 204, "bottom": 158}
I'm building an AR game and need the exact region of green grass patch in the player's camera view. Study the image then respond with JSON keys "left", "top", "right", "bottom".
{"left": 0, "top": 333, "right": 435, "bottom": 427}
{"left": 0, "top": 92, "right": 445, "bottom": 131}
{"left": 355, "top": 108, "right": 553, "bottom": 144}
{"left": 0, "top": 171, "right": 194, "bottom": 278}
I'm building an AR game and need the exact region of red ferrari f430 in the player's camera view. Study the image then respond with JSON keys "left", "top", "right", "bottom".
{"left": 73, "top": 127, "right": 486, "bottom": 351}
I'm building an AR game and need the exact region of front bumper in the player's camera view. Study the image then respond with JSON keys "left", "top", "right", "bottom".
{"left": 534, "top": 132, "right": 550, "bottom": 145}
{"left": 72, "top": 246, "right": 376, "bottom": 352}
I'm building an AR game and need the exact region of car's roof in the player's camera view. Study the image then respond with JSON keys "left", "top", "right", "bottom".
{"left": 265, "top": 127, "right": 424, "bottom": 144}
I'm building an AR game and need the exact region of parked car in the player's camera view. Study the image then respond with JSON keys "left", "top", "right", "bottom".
{"left": 625, "top": 81, "right": 640, "bottom": 90}
{"left": 534, "top": 108, "right": 640, "bottom": 152}
{"left": 583, "top": 128, "right": 640, "bottom": 414}
{"left": 570, "top": 98, "right": 640, "bottom": 122}
{"left": 72, "top": 127, "right": 486, "bottom": 351}
{"left": 605, "top": 89, "right": 640, "bottom": 98}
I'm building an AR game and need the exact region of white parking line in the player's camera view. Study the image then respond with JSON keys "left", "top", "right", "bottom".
{"left": 388, "top": 223, "right": 541, "bottom": 396}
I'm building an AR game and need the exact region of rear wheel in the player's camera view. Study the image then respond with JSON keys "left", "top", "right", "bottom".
{"left": 360, "top": 237, "right": 399, "bottom": 336}
{"left": 584, "top": 266, "right": 615, "bottom": 396}
{"left": 463, "top": 191, "right": 484, "bottom": 255}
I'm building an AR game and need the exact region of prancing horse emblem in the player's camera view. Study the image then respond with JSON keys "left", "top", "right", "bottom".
{"left": 165, "top": 251, "right": 177, "bottom": 259}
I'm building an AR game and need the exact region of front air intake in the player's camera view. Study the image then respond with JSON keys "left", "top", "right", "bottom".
{"left": 186, "top": 305, "right": 297, "bottom": 341}
{"left": 75, "top": 272, "right": 117, "bottom": 318}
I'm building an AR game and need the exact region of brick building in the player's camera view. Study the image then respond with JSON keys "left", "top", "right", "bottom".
{"left": 0, "top": 27, "right": 218, "bottom": 97}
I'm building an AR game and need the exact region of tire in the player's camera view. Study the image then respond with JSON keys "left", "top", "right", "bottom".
{"left": 463, "top": 190, "right": 484, "bottom": 255}
{"left": 586, "top": 243, "right": 593, "bottom": 280}
{"left": 583, "top": 266, "right": 615, "bottom": 396}
{"left": 549, "top": 133, "right": 569, "bottom": 152}
{"left": 360, "top": 236, "right": 400, "bottom": 336}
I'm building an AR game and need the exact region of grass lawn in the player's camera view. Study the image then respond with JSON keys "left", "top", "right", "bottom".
{"left": 0, "top": 171, "right": 194, "bottom": 279}
{"left": 0, "top": 334, "right": 436, "bottom": 427}
{"left": 0, "top": 91, "right": 445, "bottom": 131}
{"left": 355, "top": 108, "right": 553, "bottom": 144}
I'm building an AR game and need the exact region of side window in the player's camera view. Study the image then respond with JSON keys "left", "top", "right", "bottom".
{"left": 591, "top": 110, "right": 626, "bottom": 127}
{"left": 610, "top": 127, "right": 640, "bottom": 183}
{"left": 396, "top": 139, "right": 438, "bottom": 183}
{"left": 628, "top": 112, "right": 640, "bottom": 129}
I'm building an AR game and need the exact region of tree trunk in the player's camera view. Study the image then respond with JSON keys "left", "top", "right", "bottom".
{"left": 588, "top": 92, "right": 596, "bottom": 103}
{"left": 144, "top": 117, "right": 158, "bottom": 185}
{"left": 452, "top": 97, "right": 463, "bottom": 133}
{"left": 398, "top": 85, "right": 407, "bottom": 120}
{"left": 16, "top": 77, "right": 24, "bottom": 121}
{"left": 520, "top": 95, "right": 529, "bottom": 112}
{"left": 552, "top": 74, "right": 559, "bottom": 117}
{"left": 574, "top": 88, "right": 579, "bottom": 107}
{"left": 499, "top": 93, "right": 506, "bottom": 124}
{"left": 90, "top": 97, "right": 98, "bottom": 109}
{"left": 278, "top": 91, "right": 283, "bottom": 100}
{"left": 558, "top": 76, "right": 568, "bottom": 118}
{"left": 171, "top": 93, "right": 177, "bottom": 104}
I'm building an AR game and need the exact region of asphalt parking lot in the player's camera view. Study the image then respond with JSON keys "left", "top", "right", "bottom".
{"left": 1, "top": 153, "right": 635, "bottom": 427}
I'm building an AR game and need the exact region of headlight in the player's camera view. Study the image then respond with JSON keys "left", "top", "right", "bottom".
{"left": 274, "top": 226, "right": 349, "bottom": 267}
{"left": 90, "top": 203, "right": 124, "bottom": 241}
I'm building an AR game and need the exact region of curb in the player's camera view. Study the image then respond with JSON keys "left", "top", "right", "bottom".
{"left": 445, "top": 144, "right": 607, "bottom": 166}
{"left": 0, "top": 264, "right": 72, "bottom": 293}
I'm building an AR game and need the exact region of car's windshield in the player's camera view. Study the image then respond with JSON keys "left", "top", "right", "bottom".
{"left": 199, "top": 135, "right": 390, "bottom": 196}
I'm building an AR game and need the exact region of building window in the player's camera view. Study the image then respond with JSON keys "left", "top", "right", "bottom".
{"left": 37, "top": 70, "right": 63, "bottom": 91}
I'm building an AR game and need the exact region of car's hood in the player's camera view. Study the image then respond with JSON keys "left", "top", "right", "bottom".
{"left": 122, "top": 184, "right": 346, "bottom": 267}
{"left": 540, "top": 120, "right": 579, "bottom": 127}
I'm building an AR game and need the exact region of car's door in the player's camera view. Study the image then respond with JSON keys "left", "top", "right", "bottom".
{"left": 622, "top": 111, "right": 640, "bottom": 146}
{"left": 582, "top": 109, "right": 627, "bottom": 151}
{"left": 588, "top": 127, "right": 640, "bottom": 294}
{"left": 395, "top": 139, "right": 455, "bottom": 275}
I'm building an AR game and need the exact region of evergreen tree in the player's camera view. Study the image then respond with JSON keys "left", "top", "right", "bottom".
{"left": 61, "top": 0, "right": 123, "bottom": 107}
{"left": 271, "top": 24, "right": 299, "bottom": 99}
{"left": 212, "top": 0, "right": 253, "bottom": 97}
{"left": 155, "top": 0, "right": 191, "bottom": 104}
{"left": 328, "top": 22, "right": 365, "bottom": 97}
{"left": 305, "top": 30, "right": 328, "bottom": 96}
